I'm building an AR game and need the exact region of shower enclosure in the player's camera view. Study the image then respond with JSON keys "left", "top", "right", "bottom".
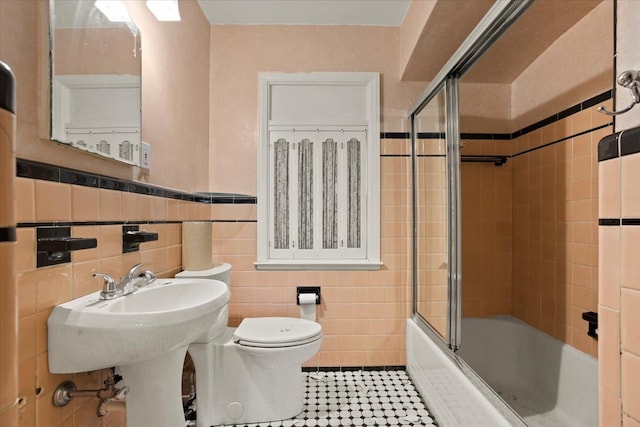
{"left": 409, "top": 0, "right": 608, "bottom": 426}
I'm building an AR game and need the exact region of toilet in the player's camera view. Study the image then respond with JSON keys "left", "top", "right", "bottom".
{"left": 176, "top": 263, "right": 323, "bottom": 426}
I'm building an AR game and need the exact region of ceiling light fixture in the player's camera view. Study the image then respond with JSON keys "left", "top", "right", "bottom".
{"left": 95, "top": 0, "right": 132, "bottom": 23}
{"left": 146, "top": 0, "right": 181, "bottom": 22}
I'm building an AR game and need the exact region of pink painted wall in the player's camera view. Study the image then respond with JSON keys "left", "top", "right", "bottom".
{"left": 0, "top": 0, "right": 211, "bottom": 193}
{"left": 511, "top": 1, "right": 612, "bottom": 130}
{"left": 209, "top": 24, "right": 426, "bottom": 195}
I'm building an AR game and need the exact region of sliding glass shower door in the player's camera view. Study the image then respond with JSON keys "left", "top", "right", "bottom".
{"left": 412, "top": 79, "right": 462, "bottom": 349}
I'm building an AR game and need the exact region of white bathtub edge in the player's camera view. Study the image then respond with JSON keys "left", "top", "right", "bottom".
{"left": 406, "top": 318, "right": 515, "bottom": 427}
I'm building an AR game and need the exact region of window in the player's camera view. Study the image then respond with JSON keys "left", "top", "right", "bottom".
{"left": 256, "top": 73, "right": 381, "bottom": 270}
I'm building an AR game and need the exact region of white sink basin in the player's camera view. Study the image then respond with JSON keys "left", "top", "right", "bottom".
{"left": 47, "top": 278, "right": 230, "bottom": 427}
{"left": 48, "top": 278, "right": 229, "bottom": 373}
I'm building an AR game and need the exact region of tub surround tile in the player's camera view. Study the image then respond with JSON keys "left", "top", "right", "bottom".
{"left": 622, "top": 352, "right": 640, "bottom": 420}
{"left": 599, "top": 226, "right": 621, "bottom": 310}
{"left": 622, "top": 154, "right": 640, "bottom": 218}
{"left": 600, "top": 389, "right": 622, "bottom": 427}
{"left": 624, "top": 415, "right": 640, "bottom": 427}
{"left": 599, "top": 306, "right": 621, "bottom": 396}
{"left": 621, "top": 289, "right": 640, "bottom": 356}
{"left": 620, "top": 126, "right": 640, "bottom": 157}
{"left": 599, "top": 158, "right": 620, "bottom": 218}
{"left": 598, "top": 132, "right": 620, "bottom": 162}
{"left": 621, "top": 227, "right": 640, "bottom": 292}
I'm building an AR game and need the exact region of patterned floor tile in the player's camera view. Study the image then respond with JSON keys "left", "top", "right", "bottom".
{"left": 187, "top": 369, "right": 437, "bottom": 427}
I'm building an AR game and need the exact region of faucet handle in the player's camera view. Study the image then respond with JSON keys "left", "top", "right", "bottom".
{"left": 95, "top": 273, "right": 117, "bottom": 300}
{"left": 139, "top": 270, "right": 157, "bottom": 285}
{"left": 124, "top": 263, "right": 143, "bottom": 280}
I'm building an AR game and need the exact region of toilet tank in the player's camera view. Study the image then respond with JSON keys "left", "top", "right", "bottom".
{"left": 176, "top": 263, "right": 232, "bottom": 288}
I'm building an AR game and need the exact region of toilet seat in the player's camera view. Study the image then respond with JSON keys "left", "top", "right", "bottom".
{"left": 233, "top": 317, "right": 322, "bottom": 348}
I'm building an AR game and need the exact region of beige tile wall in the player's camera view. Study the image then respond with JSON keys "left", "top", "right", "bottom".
{"left": 599, "top": 1, "right": 640, "bottom": 423}
{"left": 14, "top": 177, "right": 209, "bottom": 427}
{"left": 598, "top": 149, "right": 640, "bottom": 427}
{"left": 460, "top": 139, "right": 513, "bottom": 318}
{"left": 12, "top": 137, "right": 413, "bottom": 425}
{"left": 211, "top": 138, "right": 412, "bottom": 367}
{"left": 510, "top": 102, "right": 612, "bottom": 358}
{"left": 457, "top": 99, "right": 613, "bottom": 359}
{"left": 414, "top": 138, "right": 448, "bottom": 337}
{"left": 0, "top": 101, "right": 18, "bottom": 426}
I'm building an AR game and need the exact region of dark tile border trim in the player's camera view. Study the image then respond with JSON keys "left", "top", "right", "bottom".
{"left": 512, "top": 90, "right": 613, "bottom": 139}
{"left": 0, "top": 226, "right": 17, "bottom": 242}
{"left": 597, "top": 125, "right": 640, "bottom": 162}
{"left": 409, "top": 90, "right": 613, "bottom": 142}
{"left": 17, "top": 159, "right": 257, "bottom": 205}
{"left": 620, "top": 126, "right": 640, "bottom": 157}
{"left": 17, "top": 219, "right": 258, "bottom": 228}
{"left": 598, "top": 132, "right": 620, "bottom": 162}
{"left": 0, "top": 61, "right": 16, "bottom": 114}
{"left": 302, "top": 366, "right": 406, "bottom": 372}
{"left": 598, "top": 219, "right": 640, "bottom": 226}
{"left": 511, "top": 123, "right": 613, "bottom": 159}
{"left": 599, "top": 219, "right": 621, "bottom": 226}
{"left": 18, "top": 91, "right": 612, "bottom": 201}
{"left": 381, "top": 132, "right": 410, "bottom": 139}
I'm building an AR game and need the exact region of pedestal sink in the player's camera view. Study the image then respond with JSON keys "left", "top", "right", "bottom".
{"left": 48, "top": 278, "right": 230, "bottom": 427}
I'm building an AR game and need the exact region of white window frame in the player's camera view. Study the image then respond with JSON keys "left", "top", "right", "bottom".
{"left": 256, "top": 72, "right": 381, "bottom": 271}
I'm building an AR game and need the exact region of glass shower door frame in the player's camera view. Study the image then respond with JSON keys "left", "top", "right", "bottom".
{"left": 410, "top": 78, "right": 462, "bottom": 350}
{"left": 444, "top": 78, "right": 462, "bottom": 350}
{"left": 409, "top": 0, "right": 535, "bottom": 351}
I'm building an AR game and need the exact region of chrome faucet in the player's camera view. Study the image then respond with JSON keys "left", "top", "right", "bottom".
{"left": 95, "top": 264, "right": 156, "bottom": 300}
{"left": 118, "top": 263, "right": 146, "bottom": 295}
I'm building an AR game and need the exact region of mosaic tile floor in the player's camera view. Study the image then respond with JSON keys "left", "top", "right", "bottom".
{"left": 187, "top": 369, "right": 438, "bottom": 427}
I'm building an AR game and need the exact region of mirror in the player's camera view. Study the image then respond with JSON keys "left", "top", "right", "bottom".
{"left": 50, "top": 0, "right": 142, "bottom": 165}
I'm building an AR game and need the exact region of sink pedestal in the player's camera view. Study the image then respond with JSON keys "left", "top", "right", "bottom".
{"left": 119, "top": 346, "right": 188, "bottom": 427}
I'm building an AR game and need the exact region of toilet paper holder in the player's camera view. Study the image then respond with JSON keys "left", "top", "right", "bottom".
{"left": 296, "top": 286, "right": 321, "bottom": 305}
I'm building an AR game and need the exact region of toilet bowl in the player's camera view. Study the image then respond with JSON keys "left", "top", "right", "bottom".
{"left": 176, "top": 264, "right": 323, "bottom": 426}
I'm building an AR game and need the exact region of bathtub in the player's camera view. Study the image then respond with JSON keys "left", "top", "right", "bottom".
{"left": 407, "top": 316, "right": 598, "bottom": 427}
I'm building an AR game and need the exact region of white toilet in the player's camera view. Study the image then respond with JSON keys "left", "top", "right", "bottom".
{"left": 176, "top": 263, "right": 323, "bottom": 426}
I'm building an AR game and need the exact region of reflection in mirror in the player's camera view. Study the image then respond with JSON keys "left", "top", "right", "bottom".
{"left": 415, "top": 87, "right": 448, "bottom": 340}
{"left": 50, "top": 0, "right": 142, "bottom": 165}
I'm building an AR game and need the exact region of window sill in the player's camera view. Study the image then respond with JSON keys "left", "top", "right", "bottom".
{"left": 254, "top": 260, "right": 383, "bottom": 271}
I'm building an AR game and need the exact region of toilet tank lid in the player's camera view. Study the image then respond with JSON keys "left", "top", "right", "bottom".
{"left": 233, "top": 317, "right": 322, "bottom": 346}
{"left": 176, "top": 263, "right": 231, "bottom": 278}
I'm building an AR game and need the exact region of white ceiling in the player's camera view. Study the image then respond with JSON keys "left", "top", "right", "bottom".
{"left": 196, "top": 0, "right": 411, "bottom": 26}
